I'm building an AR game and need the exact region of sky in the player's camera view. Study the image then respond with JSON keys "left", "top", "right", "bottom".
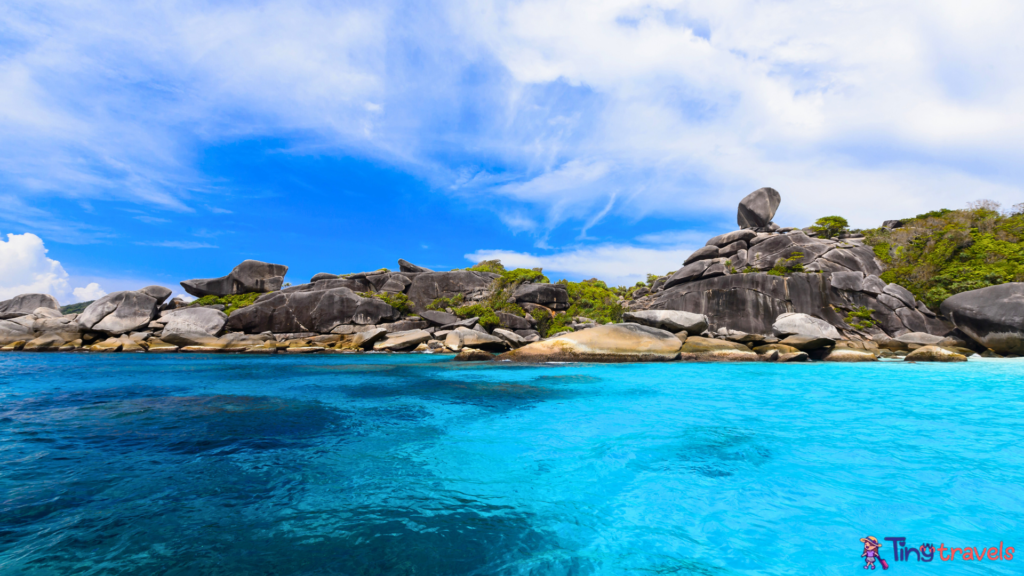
{"left": 2, "top": 0, "right": 1023, "bottom": 303}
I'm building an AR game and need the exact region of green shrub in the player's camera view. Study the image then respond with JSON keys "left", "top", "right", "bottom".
{"left": 359, "top": 291, "right": 415, "bottom": 314}
{"left": 452, "top": 303, "right": 501, "bottom": 330}
{"left": 466, "top": 260, "right": 505, "bottom": 274}
{"left": 766, "top": 252, "right": 806, "bottom": 276}
{"left": 844, "top": 306, "right": 878, "bottom": 330}
{"left": 545, "top": 313, "right": 574, "bottom": 336}
{"left": 426, "top": 294, "right": 465, "bottom": 311}
{"left": 190, "top": 292, "right": 262, "bottom": 315}
{"left": 863, "top": 202, "right": 1024, "bottom": 309}
{"left": 810, "top": 216, "right": 849, "bottom": 239}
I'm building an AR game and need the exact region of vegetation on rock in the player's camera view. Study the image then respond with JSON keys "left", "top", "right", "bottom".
{"left": 810, "top": 215, "right": 850, "bottom": 239}
{"left": 862, "top": 200, "right": 1024, "bottom": 309}
{"left": 767, "top": 252, "right": 806, "bottom": 276}
{"left": 60, "top": 301, "right": 94, "bottom": 315}
{"left": 359, "top": 291, "right": 415, "bottom": 314}
{"left": 426, "top": 294, "right": 465, "bottom": 311}
{"left": 844, "top": 306, "right": 878, "bottom": 330}
{"left": 190, "top": 293, "right": 262, "bottom": 314}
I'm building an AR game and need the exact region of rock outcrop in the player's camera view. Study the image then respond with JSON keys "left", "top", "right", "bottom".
{"left": 181, "top": 260, "right": 288, "bottom": 297}
{"left": 406, "top": 270, "right": 498, "bottom": 311}
{"left": 0, "top": 294, "right": 60, "bottom": 320}
{"left": 78, "top": 290, "right": 161, "bottom": 335}
{"left": 939, "top": 283, "right": 1024, "bottom": 355}
{"left": 227, "top": 287, "right": 401, "bottom": 334}
{"left": 772, "top": 313, "right": 842, "bottom": 339}
{"left": 501, "top": 323, "right": 682, "bottom": 362}
{"left": 623, "top": 310, "right": 708, "bottom": 334}
{"left": 513, "top": 283, "right": 570, "bottom": 311}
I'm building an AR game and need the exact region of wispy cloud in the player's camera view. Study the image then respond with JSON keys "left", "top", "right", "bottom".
{"left": 136, "top": 241, "right": 218, "bottom": 249}
{"left": 2, "top": 0, "right": 1024, "bottom": 239}
{"left": 134, "top": 216, "right": 170, "bottom": 224}
{"left": 466, "top": 244, "right": 692, "bottom": 286}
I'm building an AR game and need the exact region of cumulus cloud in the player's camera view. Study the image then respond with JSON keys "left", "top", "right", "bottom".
{"left": 72, "top": 282, "right": 107, "bottom": 302}
{"left": 0, "top": 232, "right": 105, "bottom": 303}
{"left": 466, "top": 243, "right": 692, "bottom": 286}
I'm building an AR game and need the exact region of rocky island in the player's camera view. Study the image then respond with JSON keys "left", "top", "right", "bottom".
{"left": 2, "top": 188, "right": 1022, "bottom": 363}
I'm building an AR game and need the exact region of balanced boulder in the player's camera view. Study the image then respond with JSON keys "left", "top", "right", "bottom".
{"left": 501, "top": 323, "right": 682, "bottom": 362}
{"left": 0, "top": 293, "right": 60, "bottom": 320}
{"left": 181, "top": 260, "right": 288, "bottom": 297}
{"left": 398, "top": 259, "right": 433, "bottom": 273}
{"left": 737, "top": 187, "right": 781, "bottom": 229}
{"left": 939, "top": 283, "right": 1024, "bottom": 355}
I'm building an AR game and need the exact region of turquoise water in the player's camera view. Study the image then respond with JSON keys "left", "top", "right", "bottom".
{"left": 1, "top": 354, "right": 1022, "bottom": 575}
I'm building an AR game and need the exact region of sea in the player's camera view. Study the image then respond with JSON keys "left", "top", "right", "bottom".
{"left": 1, "top": 353, "right": 1022, "bottom": 575}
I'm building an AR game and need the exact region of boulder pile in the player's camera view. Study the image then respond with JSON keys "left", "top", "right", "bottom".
{"left": 2, "top": 187, "right": 1022, "bottom": 361}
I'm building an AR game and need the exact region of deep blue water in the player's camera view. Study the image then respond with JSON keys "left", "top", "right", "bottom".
{"left": 1, "top": 354, "right": 1022, "bottom": 575}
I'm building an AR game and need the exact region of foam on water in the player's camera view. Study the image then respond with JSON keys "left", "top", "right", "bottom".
{"left": 1, "top": 353, "right": 1022, "bottom": 574}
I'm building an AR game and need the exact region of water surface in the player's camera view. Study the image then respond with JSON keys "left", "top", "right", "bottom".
{"left": 1, "top": 354, "right": 1022, "bottom": 574}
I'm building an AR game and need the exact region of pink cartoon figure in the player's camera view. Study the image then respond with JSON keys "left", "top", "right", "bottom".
{"left": 860, "top": 536, "right": 888, "bottom": 570}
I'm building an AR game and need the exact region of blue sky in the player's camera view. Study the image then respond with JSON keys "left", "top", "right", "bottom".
{"left": 2, "top": 0, "right": 1023, "bottom": 303}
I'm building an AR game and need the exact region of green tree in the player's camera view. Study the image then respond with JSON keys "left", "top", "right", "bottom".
{"left": 810, "top": 216, "right": 849, "bottom": 239}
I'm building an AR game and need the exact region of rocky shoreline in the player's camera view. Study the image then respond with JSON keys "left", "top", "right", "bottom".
{"left": 2, "top": 188, "right": 1022, "bottom": 363}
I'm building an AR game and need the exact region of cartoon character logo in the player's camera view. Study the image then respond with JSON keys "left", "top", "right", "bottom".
{"left": 860, "top": 536, "right": 889, "bottom": 570}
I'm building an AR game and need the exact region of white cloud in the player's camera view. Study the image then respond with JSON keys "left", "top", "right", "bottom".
{"left": 2, "top": 0, "right": 1024, "bottom": 236}
{"left": 72, "top": 282, "right": 106, "bottom": 301}
{"left": 176, "top": 294, "right": 197, "bottom": 303}
{"left": 466, "top": 243, "right": 693, "bottom": 286}
{"left": 0, "top": 232, "right": 105, "bottom": 303}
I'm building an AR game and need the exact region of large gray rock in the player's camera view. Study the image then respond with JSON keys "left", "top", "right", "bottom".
{"left": 420, "top": 310, "right": 460, "bottom": 326}
{"left": 737, "top": 187, "right": 781, "bottom": 228}
{"left": 226, "top": 287, "right": 401, "bottom": 334}
{"left": 78, "top": 290, "right": 160, "bottom": 335}
{"left": 406, "top": 270, "right": 498, "bottom": 311}
{"left": 0, "top": 293, "right": 60, "bottom": 320}
{"left": 445, "top": 327, "right": 507, "bottom": 352}
{"left": 883, "top": 283, "right": 917, "bottom": 308}
{"left": 651, "top": 273, "right": 847, "bottom": 335}
{"left": 940, "top": 283, "right": 1024, "bottom": 354}
{"left": 282, "top": 277, "right": 373, "bottom": 294}
{"left": 513, "top": 283, "right": 570, "bottom": 310}
{"left": 398, "top": 259, "right": 433, "bottom": 273}
{"left": 137, "top": 286, "right": 172, "bottom": 306}
{"left": 501, "top": 323, "right": 682, "bottom": 362}
{"left": 706, "top": 229, "right": 757, "bottom": 248}
{"left": 181, "top": 260, "right": 288, "bottom": 297}
{"left": 895, "top": 332, "right": 945, "bottom": 346}
{"left": 745, "top": 233, "right": 832, "bottom": 270}
{"left": 310, "top": 273, "right": 339, "bottom": 282}
{"left": 819, "top": 246, "right": 884, "bottom": 276}
{"left": 374, "top": 329, "right": 432, "bottom": 351}
{"left": 496, "top": 311, "right": 532, "bottom": 330}
{"left": 772, "top": 312, "right": 842, "bottom": 339}
{"left": 161, "top": 308, "right": 228, "bottom": 338}
{"left": 830, "top": 271, "right": 865, "bottom": 292}
{"left": 663, "top": 260, "right": 713, "bottom": 289}
{"left": 0, "top": 319, "right": 34, "bottom": 344}
{"left": 683, "top": 245, "right": 720, "bottom": 265}
{"left": 623, "top": 310, "right": 709, "bottom": 333}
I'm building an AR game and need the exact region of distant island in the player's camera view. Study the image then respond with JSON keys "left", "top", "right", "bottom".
{"left": 2, "top": 188, "right": 1022, "bottom": 362}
